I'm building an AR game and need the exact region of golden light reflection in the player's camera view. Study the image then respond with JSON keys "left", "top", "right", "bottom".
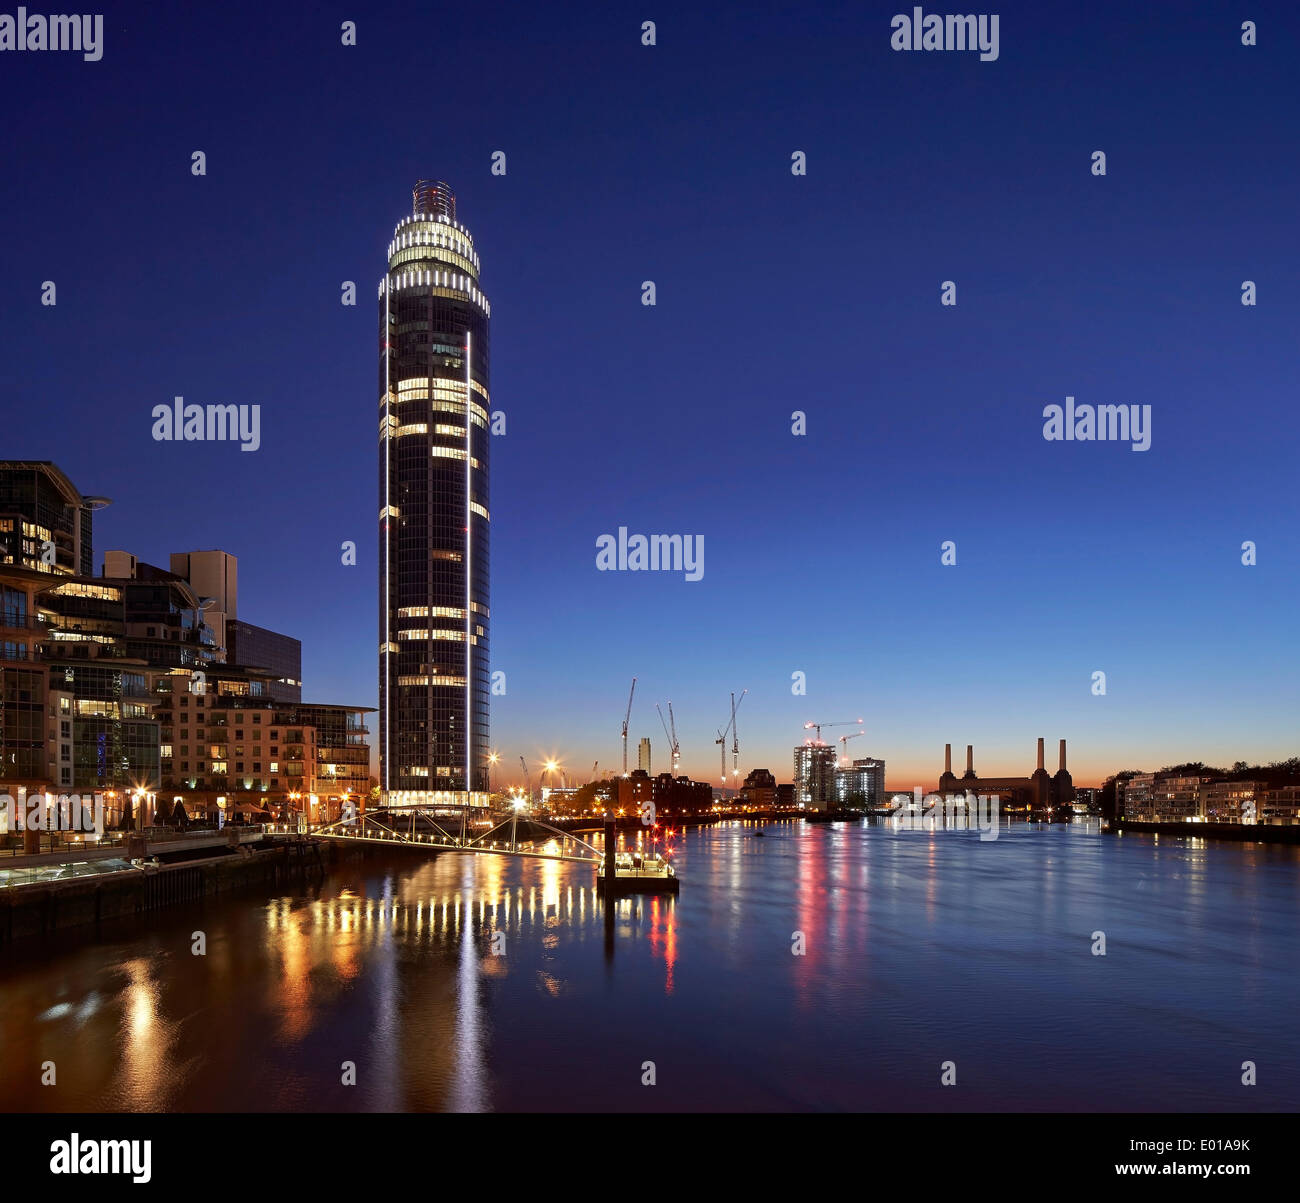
{"left": 113, "top": 958, "right": 176, "bottom": 1110}
{"left": 270, "top": 897, "right": 316, "bottom": 1044}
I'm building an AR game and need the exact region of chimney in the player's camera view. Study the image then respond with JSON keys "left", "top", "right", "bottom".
{"left": 944, "top": 743, "right": 952, "bottom": 774}
{"left": 965, "top": 745, "right": 974, "bottom": 774}
{"left": 1059, "top": 739, "right": 1067, "bottom": 772}
{"left": 1037, "top": 738, "right": 1045, "bottom": 771}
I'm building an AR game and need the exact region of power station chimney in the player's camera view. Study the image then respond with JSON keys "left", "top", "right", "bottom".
{"left": 1059, "top": 739, "right": 1067, "bottom": 772}
{"left": 965, "top": 745, "right": 974, "bottom": 775}
{"left": 1037, "top": 737, "right": 1045, "bottom": 771}
{"left": 944, "top": 743, "right": 952, "bottom": 774}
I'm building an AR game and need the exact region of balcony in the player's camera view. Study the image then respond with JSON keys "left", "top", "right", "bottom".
{"left": 0, "top": 613, "right": 50, "bottom": 633}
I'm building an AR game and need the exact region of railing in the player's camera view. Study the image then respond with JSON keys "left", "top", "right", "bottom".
{"left": 0, "top": 832, "right": 128, "bottom": 857}
{"left": 0, "top": 613, "right": 50, "bottom": 631}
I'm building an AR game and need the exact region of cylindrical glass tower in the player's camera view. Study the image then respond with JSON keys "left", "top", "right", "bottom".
{"left": 378, "top": 180, "right": 491, "bottom": 801}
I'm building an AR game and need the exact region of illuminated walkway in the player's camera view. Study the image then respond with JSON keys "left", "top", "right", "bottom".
{"left": 267, "top": 810, "right": 602, "bottom": 866}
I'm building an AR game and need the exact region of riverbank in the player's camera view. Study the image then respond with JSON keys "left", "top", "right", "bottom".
{"left": 1106, "top": 818, "right": 1300, "bottom": 845}
{"left": 0, "top": 835, "right": 346, "bottom": 943}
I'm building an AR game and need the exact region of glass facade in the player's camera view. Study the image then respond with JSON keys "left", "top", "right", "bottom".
{"left": 227, "top": 619, "right": 301, "bottom": 702}
{"left": 0, "top": 461, "right": 101, "bottom": 576}
{"left": 0, "top": 665, "right": 47, "bottom": 780}
{"left": 379, "top": 182, "right": 491, "bottom": 794}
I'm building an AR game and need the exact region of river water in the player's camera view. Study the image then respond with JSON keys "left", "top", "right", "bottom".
{"left": 3, "top": 819, "right": 1298, "bottom": 1112}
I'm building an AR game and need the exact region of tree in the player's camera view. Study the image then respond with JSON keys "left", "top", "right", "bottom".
{"left": 1099, "top": 770, "right": 1144, "bottom": 821}
{"left": 559, "top": 782, "right": 600, "bottom": 815}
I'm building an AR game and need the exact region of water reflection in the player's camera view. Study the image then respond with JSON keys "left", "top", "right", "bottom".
{"left": 1, "top": 819, "right": 1298, "bottom": 1112}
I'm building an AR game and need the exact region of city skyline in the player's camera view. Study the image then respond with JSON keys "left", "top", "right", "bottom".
{"left": 4, "top": 0, "right": 1300, "bottom": 1150}
{"left": 2, "top": 2, "right": 1296, "bottom": 791}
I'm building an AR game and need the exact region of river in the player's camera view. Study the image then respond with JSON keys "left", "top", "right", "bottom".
{"left": 3, "top": 818, "right": 1298, "bottom": 1112}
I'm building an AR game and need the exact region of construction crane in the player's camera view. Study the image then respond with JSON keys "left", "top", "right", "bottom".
{"left": 715, "top": 690, "right": 747, "bottom": 785}
{"left": 656, "top": 702, "right": 682, "bottom": 776}
{"left": 621, "top": 677, "right": 637, "bottom": 775}
{"left": 804, "top": 717, "right": 863, "bottom": 742}
{"left": 838, "top": 729, "right": 865, "bottom": 766}
{"left": 668, "top": 702, "right": 680, "bottom": 775}
{"left": 730, "top": 689, "right": 747, "bottom": 785}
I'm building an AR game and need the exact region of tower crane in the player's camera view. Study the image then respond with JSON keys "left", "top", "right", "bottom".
{"left": 657, "top": 702, "right": 682, "bottom": 776}
{"left": 730, "top": 689, "right": 747, "bottom": 785}
{"left": 668, "top": 702, "right": 680, "bottom": 775}
{"left": 621, "top": 677, "right": 637, "bottom": 775}
{"left": 715, "top": 690, "right": 747, "bottom": 786}
{"left": 804, "top": 717, "right": 863, "bottom": 743}
{"left": 838, "top": 729, "right": 866, "bottom": 766}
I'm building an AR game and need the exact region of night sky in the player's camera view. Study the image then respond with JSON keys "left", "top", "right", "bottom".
{"left": 3, "top": 1, "right": 1297, "bottom": 790}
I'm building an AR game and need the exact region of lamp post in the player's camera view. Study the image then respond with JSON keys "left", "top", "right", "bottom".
{"left": 510, "top": 796, "right": 525, "bottom": 850}
{"left": 543, "top": 759, "right": 559, "bottom": 812}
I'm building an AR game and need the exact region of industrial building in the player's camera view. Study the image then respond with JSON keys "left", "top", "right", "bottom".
{"left": 936, "top": 738, "right": 1075, "bottom": 812}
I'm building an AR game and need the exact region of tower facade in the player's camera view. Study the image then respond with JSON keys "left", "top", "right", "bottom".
{"left": 379, "top": 181, "right": 491, "bottom": 800}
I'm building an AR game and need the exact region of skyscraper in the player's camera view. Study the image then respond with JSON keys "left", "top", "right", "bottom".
{"left": 379, "top": 181, "right": 491, "bottom": 801}
{"left": 638, "top": 737, "right": 651, "bottom": 775}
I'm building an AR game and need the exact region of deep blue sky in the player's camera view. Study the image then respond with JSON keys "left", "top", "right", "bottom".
{"left": 4, "top": 1, "right": 1297, "bottom": 789}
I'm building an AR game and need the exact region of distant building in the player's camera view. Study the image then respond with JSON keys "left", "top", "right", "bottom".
{"left": 836, "top": 757, "right": 886, "bottom": 807}
{"left": 1201, "top": 779, "right": 1261, "bottom": 823}
{"left": 541, "top": 785, "right": 581, "bottom": 812}
{"left": 937, "top": 738, "right": 1074, "bottom": 812}
{"left": 741, "top": 767, "right": 777, "bottom": 809}
{"left": 1263, "top": 785, "right": 1300, "bottom": 824}
{"left": 638, "top": 736, "right": 651, "bottom": 775}
{"left": 169, "top": 549, "right": 237, "bottom": 656}
{"left": 794, "top": 741, "right": 838, "bottom": 808}
{"left": 651, "top": 772, "right": 712, "bottom": 816}
{"left": 616, "top": 769, "right": 654, "bottom": 813}
{"left": 1121, "top": 773, "right": 1206, "bottom": 821}
{"left": 227, "top": 619, "right": 302, "bottom": 702}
